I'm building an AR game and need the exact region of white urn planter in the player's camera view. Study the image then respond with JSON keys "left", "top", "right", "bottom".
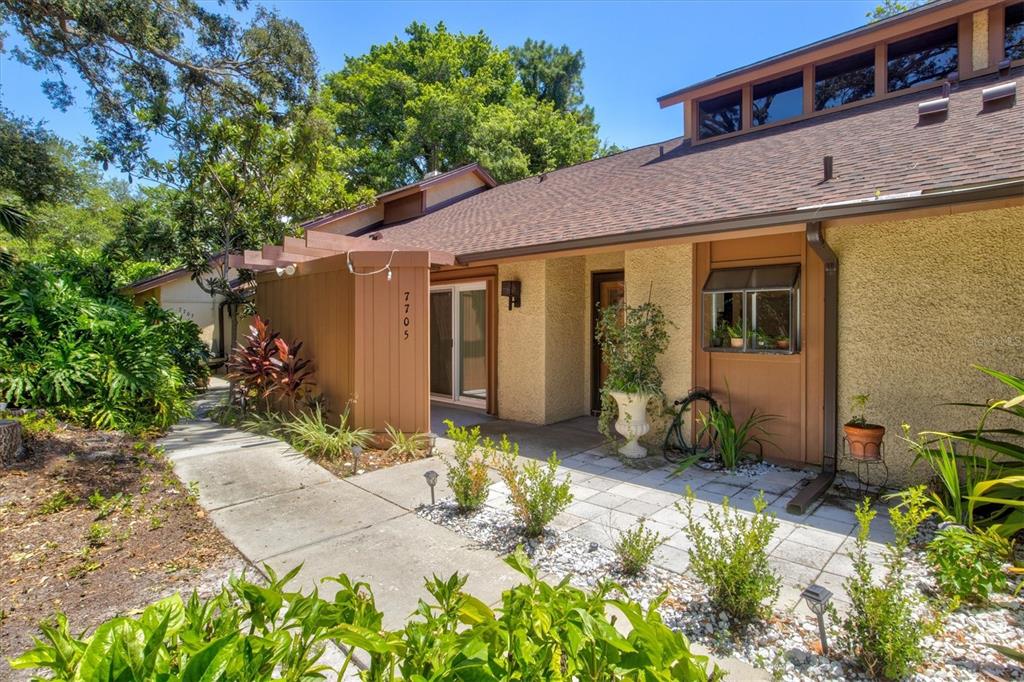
{"left": 609, "top": 390, "right": 652, "bottom": 459}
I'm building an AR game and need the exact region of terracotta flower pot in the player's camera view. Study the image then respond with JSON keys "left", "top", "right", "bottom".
{"left": 775, "top": 339, "right": 790, "bottom": 350}
{"left": 729, "top": 337, "right": 744, "bottom": 348}
{"left": 843, "top": 423, "right": 885, "bottom": 460}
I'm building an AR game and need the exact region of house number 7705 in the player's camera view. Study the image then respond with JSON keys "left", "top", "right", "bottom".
{"left": 402, "top": 290, "right": 411, "bottom": 339}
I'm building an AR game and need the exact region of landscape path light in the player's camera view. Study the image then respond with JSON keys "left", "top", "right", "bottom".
{"left": 800, "top": 583, "right": 833, "bottom": 655}
{"left": 424, "top": 469, "right": 439, "bottom": 505}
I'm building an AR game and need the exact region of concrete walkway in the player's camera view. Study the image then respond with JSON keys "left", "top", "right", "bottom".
{"left": 161, "top": 419, "right": 525, "bottom": 630}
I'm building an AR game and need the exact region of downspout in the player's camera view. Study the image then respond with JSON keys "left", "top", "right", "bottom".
{"left": 787, "top": 221, "right": 838, "bottom": 514}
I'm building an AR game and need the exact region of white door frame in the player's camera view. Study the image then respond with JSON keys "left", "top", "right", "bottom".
{"left": 430, "top": 281, "right": 487, "bottom": 409}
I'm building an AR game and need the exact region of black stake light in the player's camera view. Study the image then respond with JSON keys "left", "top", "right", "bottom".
{"left": 801, "top": 584, "right": 833, "bottom": 655}
{"left": 424, "top": 470, "right": 439, "bottom": 505}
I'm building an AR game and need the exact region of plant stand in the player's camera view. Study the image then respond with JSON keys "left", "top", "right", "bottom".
{"left": 840, "top": 435, "right": 889, "bottom": 498}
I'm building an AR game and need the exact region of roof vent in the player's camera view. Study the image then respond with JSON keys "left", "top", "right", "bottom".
{"left": 918, "top": 97, "right": 949, "bottom": 118}
{"left": 423, "top": 169, "right": 442, "bottom": 179}
{"left": 823, "top": 155, "right": 834, "bottom": 182}
{"left": 982, "top": 82, "right": 1016, "bottom": 105}
{"left": 368, "top": 231, "right": 384, "bottom": 241}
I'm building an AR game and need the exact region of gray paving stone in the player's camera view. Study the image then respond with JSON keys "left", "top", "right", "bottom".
{"left": 575, "top": 476, "right": 620, "bottom": 492}
{"left": 568, "top": 484, "right": 599, "bottom": 501}
{"left": 587, "top": 491, "right": 632, "bottom": 509}
{"left": 652, "top": 544, "right": 690, "bottom": 573}
{"left": 768, "top": 556, "right": 820, "bottom": 589}
{"left": 786, "top": 525, "right": 849, "bottom": 553}
{"left": 616, "top": 498, "right": 664, "bottom": 518}
{"left": 569, "top": 519, "right": 619, "bottom": 547}
{"left": 565, "top": 500, "right": 613, "bottom": 520}
{"left": 636, "top": 488, "right": 682, "bottom": 508}
{"left": 606, "top": 481, "right": 651, "bottom": 499}
{"left": 693, "top": 481, "right": 746, "bottom": 502}
{"left": 549, "top": 512, "right": 586, "bottom": 532}
{"left": 814, "top": 571, "right": 852, "bottom": 604}
{"left": 771, "top": 538, "right": 835, "bottom": 571}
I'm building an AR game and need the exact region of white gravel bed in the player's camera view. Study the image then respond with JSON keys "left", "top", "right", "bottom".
{"left": 418, "top": 498, "right": 1023, "bottom": 681}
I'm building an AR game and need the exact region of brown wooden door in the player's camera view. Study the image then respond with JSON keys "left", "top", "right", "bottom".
{"left": 591, "top": 271, "right": 625, "bottom": 413}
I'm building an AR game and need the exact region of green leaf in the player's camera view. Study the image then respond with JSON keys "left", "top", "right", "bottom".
{"left": 179, "top": 633, "right": 238, "bottom": 682}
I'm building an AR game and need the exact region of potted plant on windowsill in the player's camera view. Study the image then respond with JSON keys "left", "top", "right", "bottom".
{"left": 724, "top": 323, "right": 744, "bottom": 349}
{"left": 775, "top": 333, "right": 790, "bottom": 350}
{"left": 595, "top": 300, "right": 672, "bottom": 459}
{"left": 843, "top": 394, "right": 885, "bottom": 461}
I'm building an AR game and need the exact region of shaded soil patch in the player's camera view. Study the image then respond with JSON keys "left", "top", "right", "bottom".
{"left": 313, "top": 447, "right": 430, "bottom": 479}
{"left": 0, "top": 421, "right": 247, "bottom": 666}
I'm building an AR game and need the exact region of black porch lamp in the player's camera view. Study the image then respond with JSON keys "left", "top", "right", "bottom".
{"left": 801, "top": 584, "right": 833, "bottom": 655}
{"left": 500, "top": 280, "right": 522, "bottom": 310}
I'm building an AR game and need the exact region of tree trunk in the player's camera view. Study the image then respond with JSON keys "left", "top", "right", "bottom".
{"left": 0, "top": 419, "right": 24, "bottom": 467}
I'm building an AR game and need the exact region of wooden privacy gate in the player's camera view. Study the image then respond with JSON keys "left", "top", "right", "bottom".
{"left": 230, "top": 233, "right": 455, "bottom": 434}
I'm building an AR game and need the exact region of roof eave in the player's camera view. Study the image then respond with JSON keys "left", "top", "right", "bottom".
{"left": 456, "top": 178, "right": 1024, "bottom": 263}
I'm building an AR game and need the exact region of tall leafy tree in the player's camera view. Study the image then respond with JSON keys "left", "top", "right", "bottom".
{"left": 508, "top": 38, "right": 590, "bottom": 120}
{"left": 867, "top": 0, "right": 927, "bottom": 22}
{"left": 1, "top": 0, "right": 369, "bottom": 300}
{"left": 320, "top": 22, "right": 602, "bottom": 189}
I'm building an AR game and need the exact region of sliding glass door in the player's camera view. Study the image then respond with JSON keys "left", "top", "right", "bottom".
{"left": 430, "top": 283, "right": 487, "bottom": 407}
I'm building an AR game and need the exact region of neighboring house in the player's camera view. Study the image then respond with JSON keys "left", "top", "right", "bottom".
{"left": 237, "top": 0, "right": 1024, "bottom": 504}
{"left": 123, "top": 264, "right": 250, "bottom": 362}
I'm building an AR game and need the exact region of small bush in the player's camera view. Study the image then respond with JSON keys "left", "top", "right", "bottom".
{"left": 926, "top": 524, "right": 1010, "bottom": 604}
{"left": 11, "top": 410, "right": 58, "bottom": 437}
{"left": 281, "top": 405, "right": 370, "bottom": 461}
{"left": 37, "top": 490, "right": 77, "bottom": 515}
{"left": 383, "top": 423, "right": 429, "bottom": 458}
{"left": 838, "top": 487, "right": 939, "bottom": 680}
{"left": 497, "top": 445, "right": 573, "bottom": 538}
{"left": 614, "top": 519, "right": 664, "bottom": 575}
{"left": 679, "top": 488, "right": 779, "bottom": 622}
{"left": 86, "top": 523, "right": 110, "bottom": 547}
{"left": 442, "top": 419, "right": 492, "bottom": 512}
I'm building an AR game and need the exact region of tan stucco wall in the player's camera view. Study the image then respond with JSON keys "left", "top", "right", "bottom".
{"left": 827, "top": 205, "right": 1024, "bottom": 483}
{"left": 159, "top": 276, "right": 220, "bottom": 351}
{"left": 319, "top": 204, "right": 384, "bottom": 235}
{"left": 545, "top": 256, "right": 587, "bottom": 422}
{"left": 425, "top": 173, "right": 486, "bottom": 208}
{"left": 624, "top": 244, "right": 694, "bottom": 447}
{"left": 497, "top": 259, "right": 548, "bottom": 423}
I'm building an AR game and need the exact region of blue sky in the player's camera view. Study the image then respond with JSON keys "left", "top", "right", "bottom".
{"left": 0, "top": 1, "right": 877, "bottom": 162}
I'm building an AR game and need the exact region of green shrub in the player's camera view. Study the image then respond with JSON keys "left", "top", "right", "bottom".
{"left": 12, "top": 552, "right": 719, "bottom": 681}
{"left": 10, "top": 410, "right": 58, "bottom": 436}
{"left": 926, "top": 524, "right": 1010, "bottom": 604}
{"left": 37, "top": 490, "right": 77, "bottom": 515}
{"left": 497, "top": 446, "right": 573, "bottom": 537}
{"left": 838, "top": 488, "right": 939, "bottom": 679}
{"left": 383, "top": 423, "right": 429, "bottom": 457}
{"left": 281, "top": 405, "right": 370, "bottom": 461}
{"left": 679, "top": 488, "right": 779, "bottom": 622}
{"left": 694, "top": 387, "right": 777, "bottom": 469}
{"left": 614, "top": 518, "right": 664, "bottom": 575}
{"left": 442, "top": 419, "right": 493, "bottom": 512}
{"left": 0, "top": 262, "right": 201, "bottom": 432}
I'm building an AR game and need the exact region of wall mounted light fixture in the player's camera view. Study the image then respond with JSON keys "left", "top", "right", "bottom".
{"left": 275, "top": 263, "right": 297, "bottom": 277}
{"left": 501, "top": 280, "right": 522, "bottom": 310}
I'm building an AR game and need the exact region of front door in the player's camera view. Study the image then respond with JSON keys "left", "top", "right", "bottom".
{"left": 430, "top": 283, "right": 488, "bottom": 408}
{"left": 591, "top": 271, "right": 625, "bottom": 413}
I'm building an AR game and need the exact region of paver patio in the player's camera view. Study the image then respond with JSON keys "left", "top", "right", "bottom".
{"left": 437, "top": 405, "right": 898, "bottom": 613}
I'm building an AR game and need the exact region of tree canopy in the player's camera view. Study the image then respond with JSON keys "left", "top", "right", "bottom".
{"left": 320, "top": 22, "right": 603, "bottom": 189}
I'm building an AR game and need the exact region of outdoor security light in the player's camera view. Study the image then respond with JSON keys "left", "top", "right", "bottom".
{"left": 424, "top": 469, "right": 439, "bottom": 505}
{"left": 275, "top": 263, "right": 296, "bottom": 277}
{"left": 500, "top": 280, "right": 522, "bottom": 310}
{"left": 800, "top": 583, "right": 833, "bottom": 655}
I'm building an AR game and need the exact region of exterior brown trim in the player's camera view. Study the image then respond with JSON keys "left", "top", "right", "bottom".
{"left": 454, "top": 180, "right": 1024, "bottom": 264}
{"left": 658, "top": 0, "right": 999, "bottom": 107}
{"left": 590, "top": 270, "right": 624, "bottom": 413}
{"left": 685, "top": 3, "right": 992, "bottom": 144}
{"left": 787, "top": 222, "right": 839, "bottom": 514}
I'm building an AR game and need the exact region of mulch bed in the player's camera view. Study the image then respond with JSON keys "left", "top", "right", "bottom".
{"left": 314, "top": 446, "right": 429, "bottom": 479}
{"left": 0, "top": 422, "right": 247, "bottom": 666}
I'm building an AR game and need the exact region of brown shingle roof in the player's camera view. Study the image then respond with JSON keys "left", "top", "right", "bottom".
{"left": 365, "top": 72, "right": 1023, "bottom": 259}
